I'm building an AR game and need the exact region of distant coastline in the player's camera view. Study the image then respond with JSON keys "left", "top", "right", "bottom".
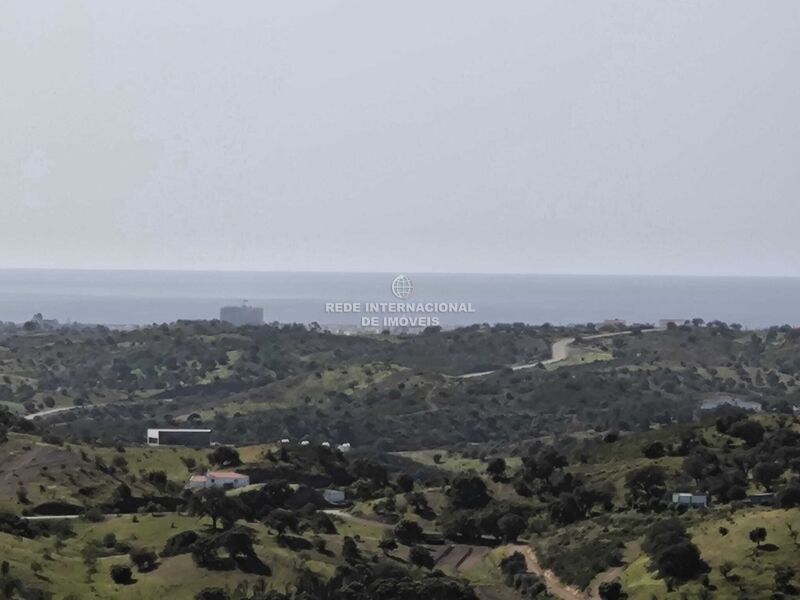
{"left": 1, "top": 269, "right": 798, "bottom": 328}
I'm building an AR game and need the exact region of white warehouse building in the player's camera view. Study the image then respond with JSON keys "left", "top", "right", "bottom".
{"left": 147, "top": 429, "right": 211, "bottom": 447}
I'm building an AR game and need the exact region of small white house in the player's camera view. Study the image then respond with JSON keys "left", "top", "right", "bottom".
{"left": 187, "top": 471, "right": 250, "bottom": 490}
{"left": 671, "top": 493, "right": 708, "bottom": 508}
{"left": 337, "top": 443, "right": 351, "bottom": 453}
{"left": 323, "top": 489, "right": 346, "bottom": 505}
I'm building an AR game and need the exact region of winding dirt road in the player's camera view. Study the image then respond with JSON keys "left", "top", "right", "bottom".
{"left": 501, "top": 544, "right": 584, "bottom": 600}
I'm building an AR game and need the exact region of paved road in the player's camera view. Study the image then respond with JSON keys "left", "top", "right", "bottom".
{"left": 24, "top": 403, "right": 109, "bottom": 421}
{"left": 21, "top": 514, "right": 83, "bottom": 520}
{"left": 458, "top": 328, "right": 663, "bottom": 379}
{"left": 21, "top": 513, "right": 137, "bottom": 521}
{"left": 457, "top": 335, "right": 577, "bottom": 379}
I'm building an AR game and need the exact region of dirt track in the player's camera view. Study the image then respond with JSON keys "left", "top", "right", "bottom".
{"left": 500, "top": 544, "right": 585, "bottom": 600}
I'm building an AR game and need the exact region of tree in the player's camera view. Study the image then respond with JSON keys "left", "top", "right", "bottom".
{"left": 409, "top": 545, "right": 435, "bottom": 570}
{"left": 643, "top": 519, "right": 707, "bottom": 582}
{"left": 752, "top": 462, "right": 782, "bottom": 492}
{"left": 110, "top": 564, "right": 132, "bottom": 584}
{"left": 448, "top": 473, "right": 490, "bottom": 510}
{"left": 189, "top": 488, "right": 238, "bottom": 530}
{"left": 161, "top": 530, "right": 200, "bottom": 557}
{"left": 208, "top": 446, "right": 241, "bottom": 467}
{"left": 683, "top": 452, "right": 712, "bottom": 485}
{"left": 442, "top": 512, "right": 480, "bottom": 542}
{"left": 642, "top": 441, "right": 666, "bottom": 459}
{"left": 406, "top": 491, "right": 432, "bottom": 517}
{"left": 499, "top": 552, "right": 528, "bottom": 578}
{"left": 654, "top": 541, "right": 706, "bottom": 581}
{"left": 777, "top": 481, "right": 800, "bottom": 508}
{"left": 147, "top": 470, "right": 168, "bottom": 491}
{"left": 341, "top": 536, "right": 360, "bottom": 563}
{"left": 378, "top": 534, "right": 398, "bottom": 556}
{"left": 309, "top": 511, "right": 337, "bottom": 534}
{"left": 486, "top": 458, "right": 507, "bottom": 481}
{"left": 195, "top": 588, "right": 228, "bottom": 600}
{"left": 548, "top": 492, "right": 584, "bottom": 525}
{"left": 264, "top": 508, "right": 299, "bottom": 536}
{"left": 216, "top": 528, "right": 256, "bottom": 560}
{"left": 111, "top": 483, "right": 132, "bottom": 505}
{"left": 129, "top": 549, "right": 158, "bottom": 572}
{"left": 728, "top": 420, "right": 765, "bottom": 447}
{"left": 521, "top": 447, "right": 567, "bottom": 482}
{"left": 748, "top": 527, "right": 767, "bottom": 550}
{"left": 774, "top": 565, "right": 796, "bottom": 593}
{"left": 497, "top": 513, "right": 526, "bottom": 543}
{"left": 396, "top": 473, "right": 415, "bottom": 493}
{"left": 625, "top": 465, "right": 667, "bottom": 510}
{"left": 394, "top": 519, "right": 424, "bottom": 545}
{"left": 598, "top": 580, "right": 626, "bottom": 600}
{"left": 719, "top": 562, "right": 734, "bottom": 581}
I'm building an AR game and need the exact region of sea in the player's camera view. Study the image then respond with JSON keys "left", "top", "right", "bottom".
{"left": 0, "top": 269, "right": 798, "bottom": 329}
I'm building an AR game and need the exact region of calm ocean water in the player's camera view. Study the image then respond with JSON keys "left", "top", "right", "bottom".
{"left": 0, "top": 269, "right": 798, "bottom": 329}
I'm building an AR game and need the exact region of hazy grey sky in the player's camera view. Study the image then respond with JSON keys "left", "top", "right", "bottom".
{"left": 2, "top": 1, "right": 799, "bottom": 276}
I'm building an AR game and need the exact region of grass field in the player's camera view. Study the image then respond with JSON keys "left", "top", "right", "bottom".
{"left": 622, "top": 508, "right": 800, "bottom": 600}
{"left": 394, "top": 449, "right": 522, "bottom": 474}
{"left": 2, "top": 513, "right": 353, "bottom": 600}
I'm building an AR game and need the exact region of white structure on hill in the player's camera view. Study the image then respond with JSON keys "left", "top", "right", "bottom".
{"left": 187, "top": 471, "right": 250, "bottom": 490}
{"left": 323, "top": 489, "right": 346, "bottom": 505}
{"left": 147, "top": 429, "right": 211, "bottom": 447}
{"left": 671, "top": 493, "right": 708, "bottom": 508}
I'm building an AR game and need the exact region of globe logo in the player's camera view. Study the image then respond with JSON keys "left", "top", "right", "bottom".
{"left": 391, "top": 274, "right": 414, "bottom": 299}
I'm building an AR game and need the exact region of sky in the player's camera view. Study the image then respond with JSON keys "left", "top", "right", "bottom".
{"left": 1, "top": 1, "right": 799, "bottom": 276}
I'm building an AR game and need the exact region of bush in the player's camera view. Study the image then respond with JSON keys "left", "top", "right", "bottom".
{"left": 643, "top": 519, "right": 707, "bottom": 582}
{"left": 161, "top": 530, "right": 200, "bottom": 557}
{"left": 642, "top": 441, "right": 666, "bottom": 459}
{"left": 208, "top": 446, "right": 241, "bottom": 467}
{"left": 129, "top": 549, "right": 158, "bottom": 572}
{"left": 598, "top": 581, "right": 627, "bottom": 600}
{"left": 83, "top": 508, "right": 105, "bottom": 523}
{"left": 500, "top": 552, "right": 528, "bottom": 579}
{"left": 409, "top": 545, "right": 434, "bottom": 569}
{"left": 394, "top": 519, "right": 424, "bottom": 545}
{"left": 195, "top": 588, "right": 227, "bottom": 600}
{"left": 109, "top": 564, "right": 132, "bottom": 584}
{"left": 309, "top": 511, "right": 337, "bottom": 534}
{"left": 777, "top": 481, "right": 800, "bottom": 508}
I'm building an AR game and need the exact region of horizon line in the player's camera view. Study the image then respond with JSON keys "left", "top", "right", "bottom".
{"left": 1, "top": 266, "right": 799, "bottom": 280}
